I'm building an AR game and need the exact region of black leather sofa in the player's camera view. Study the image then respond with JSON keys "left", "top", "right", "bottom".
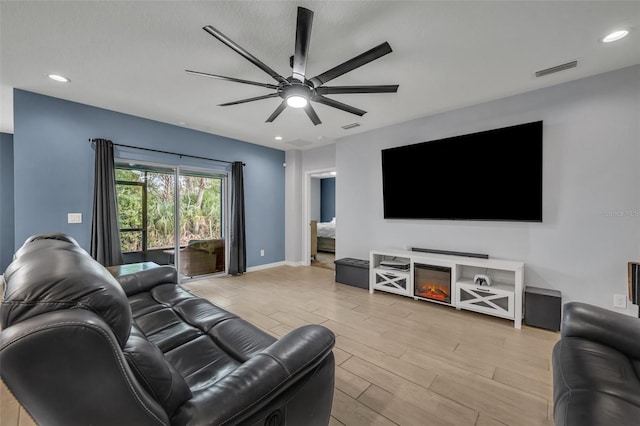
{"left": 552, "top": 301, "right": 640, "bottom": 425}
{"left": 0, "top": 233, "right": 336, "bottom": 425}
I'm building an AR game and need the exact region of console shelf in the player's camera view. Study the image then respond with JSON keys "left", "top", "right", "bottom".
{"left": 369, "top": 249, "right": 524, "bottom": 329}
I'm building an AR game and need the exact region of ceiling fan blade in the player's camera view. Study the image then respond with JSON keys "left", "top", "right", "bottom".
{"left": 292, "top": 7, "right": 314, "bottom": 83}
{"left": 219, "top": 93, "right": 280, "bottom": 107}
{"left": 266, "top": 100, "right": 288, "bottom": 122}
{"left": 308, "top": 42, "right": 393, "bottom": 88}
{"left": 312, "top": 95, "right": 366, "bottom": 116}
{"left": 185, "top": 70, "right": 279, "bottom": 89}
{"left": 203, "top": 25, "right": 287, "bottom": 84}
{"left": 316, "top": 84, "right": 399, "bottom": 95}
{"left": 304, "top": 104, "right": 322, "bottom": 126}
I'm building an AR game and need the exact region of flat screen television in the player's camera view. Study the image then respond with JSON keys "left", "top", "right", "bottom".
{"left": 381, "top": 121, "right": 543, "bottom": 221}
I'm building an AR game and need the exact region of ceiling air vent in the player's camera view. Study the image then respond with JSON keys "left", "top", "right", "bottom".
{"left": 341, "top": 123, "right": 361, "bottom": 130}
{"left": 535, "top": 60, "right": 578, "bottom": 78}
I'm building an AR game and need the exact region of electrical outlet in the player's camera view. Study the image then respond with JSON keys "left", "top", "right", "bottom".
{"left": 614, "top": 294, "right": 627, "bottom": 309}
{"left": 260, "top": 249, "right": 264, "bottom": 257}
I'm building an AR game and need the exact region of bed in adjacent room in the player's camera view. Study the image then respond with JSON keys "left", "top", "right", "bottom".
{"left": 311, "top": 217, "right": 335, "bottom": 255}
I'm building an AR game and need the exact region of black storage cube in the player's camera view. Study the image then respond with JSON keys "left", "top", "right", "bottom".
{"left": 335, "top": 258, "right": 369, "bottom": 289}
{"left": 525, "top": 286, "right": 561, "bottom": 331}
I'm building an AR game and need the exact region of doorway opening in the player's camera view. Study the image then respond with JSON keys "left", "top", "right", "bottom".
{"left": 305, "top": 169, "right": 336, "bottom": 270}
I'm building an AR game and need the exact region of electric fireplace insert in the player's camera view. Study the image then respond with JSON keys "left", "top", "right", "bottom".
{"left": 414, "top": 263, "right": 452, "bottom": 304}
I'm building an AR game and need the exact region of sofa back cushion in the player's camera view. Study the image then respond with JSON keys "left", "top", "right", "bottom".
{"left": 1, "top": 233, "right": 132, "bottom": 347}
{"left": 124, "top": 325, "right": 192, "bottom": 416}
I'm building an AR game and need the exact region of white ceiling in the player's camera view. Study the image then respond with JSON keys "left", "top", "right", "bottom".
{"left": 1, "top": 1, "right": 638, "bottom": 151}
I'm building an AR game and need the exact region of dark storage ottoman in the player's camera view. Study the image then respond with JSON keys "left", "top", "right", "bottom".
{"left": 525, "top": 286, "right": 562, "bottom": 331}
{"left": 335, "top": 258, "right": 370, "bottom": 289}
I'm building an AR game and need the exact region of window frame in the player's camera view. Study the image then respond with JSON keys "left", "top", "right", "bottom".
{"left": 114, "top": 161, "right": 227, "bottom": 257}
{"left": 115, "top": 173, "right": 148, "bottom": 253}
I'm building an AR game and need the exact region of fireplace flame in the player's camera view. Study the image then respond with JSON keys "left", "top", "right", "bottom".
{"left": 416, "top": 282, "right": 450, "bottom": 302}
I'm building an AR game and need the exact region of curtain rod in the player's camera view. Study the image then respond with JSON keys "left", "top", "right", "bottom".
{"left": 88, "top": 139, "right": 244, "bottom": 166}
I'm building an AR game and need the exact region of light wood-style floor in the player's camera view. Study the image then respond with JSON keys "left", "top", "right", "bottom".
{"left": 1, "top": 265, "right": 559, "bottom": 426}
{"left": 312, "top": 251, "right": 336, "bottom": 270}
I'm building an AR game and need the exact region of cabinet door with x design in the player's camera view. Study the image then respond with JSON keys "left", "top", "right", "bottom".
{"left": 371, "top": 268, "right": 411, "bottom": 296}
{"left": 455, "top": 280, "right": 515, "bottom": 319}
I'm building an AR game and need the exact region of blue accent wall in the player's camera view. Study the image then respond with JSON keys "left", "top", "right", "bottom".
{"left": 0, "top": 132, "right": 15, "bottom": 271}
{"left": 13, "top": 89, "right": 285, "bottom": 267}
{"left": 320, "top": 177, "right": 335, "bottom": 222}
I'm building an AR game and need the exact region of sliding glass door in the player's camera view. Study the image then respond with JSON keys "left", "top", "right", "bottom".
{"left": 176, "top": 168, "right": 226, "bottom": 278}
{"left": 115, "top": 162, "right": 227, "bottom": 280}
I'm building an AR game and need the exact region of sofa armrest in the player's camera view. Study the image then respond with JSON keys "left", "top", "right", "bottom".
{"left": 117, "top": 266, "right": 178, "bottom": 296}
{"left": 260, "top": 323, "right": 335, "bottom": 380}
{"left": 173, "top": 324, "right": 336, "bottom": 425}
{"left": 0, "top": 310, "right": 169, "bottom": 426}
{"left": 561, "top": 301, "right": 640, "bottom": 358}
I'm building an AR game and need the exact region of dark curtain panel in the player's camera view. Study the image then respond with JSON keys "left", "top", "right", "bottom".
{"left": 90, "top": 139, "right": 123, "bottom": 266}
{"left": 229, "top": 161, "right": 246, "bottom": 275}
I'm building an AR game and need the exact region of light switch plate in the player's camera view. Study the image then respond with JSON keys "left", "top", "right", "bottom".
{"left": 68, "top": 213, "right": 82, "bottom": 224}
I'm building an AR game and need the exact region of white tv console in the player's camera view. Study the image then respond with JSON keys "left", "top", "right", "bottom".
{"left": 369, "top": 249, "right": 524, "bottom": 329}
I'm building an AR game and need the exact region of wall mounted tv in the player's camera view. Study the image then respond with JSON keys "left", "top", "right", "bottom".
{"left": 381, "top": 120, "right": 543, "bottom": 222}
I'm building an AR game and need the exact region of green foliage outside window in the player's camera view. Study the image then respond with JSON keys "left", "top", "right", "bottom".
{"left": 116, "top": 168, "right": 222, "bottom": 253}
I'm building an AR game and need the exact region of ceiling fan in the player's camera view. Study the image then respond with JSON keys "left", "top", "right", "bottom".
{"left": 186, "top": 6, "right": 399, "bottom": 126}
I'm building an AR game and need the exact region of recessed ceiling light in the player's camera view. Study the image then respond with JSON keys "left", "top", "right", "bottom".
{"left": 274, "top": 136, "right": 283, "bottom": 140}
{"left": 602, "top": 30, "right": 629, "bottom": 43}
{"left": 179, "top": 121, "right": 188, "bottom": 126}
{"left": 48, "top": 74, "right": 70, "bottom": 83}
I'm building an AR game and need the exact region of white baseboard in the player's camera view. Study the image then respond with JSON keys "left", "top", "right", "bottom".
{"left": 246, "top": 261, "right": 286, "bottom": 272}
{"left": 204, "top": 260, "right": 307, "bottom": 276}
{"left": 284, "top": 260, "right": 308, "bottom": 267}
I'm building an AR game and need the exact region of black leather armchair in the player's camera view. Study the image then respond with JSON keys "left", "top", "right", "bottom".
{"left": 552, "top": 301, "right": 640, "bottom": 425}
{"left": 1, "top": 233, "right": 336, "bottom": 425}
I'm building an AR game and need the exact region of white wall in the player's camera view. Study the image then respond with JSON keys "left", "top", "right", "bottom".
{"left": 286, "top": 144, "right": 335, "bottom": 264}
{"left": 302, "top": 144, "right": 336, "bottom": 172}
{"left": 285, "top": 149, "right": 303, "bottom": 265}
{"left": 335, "top": 65, "right": 640, "bottom": 315}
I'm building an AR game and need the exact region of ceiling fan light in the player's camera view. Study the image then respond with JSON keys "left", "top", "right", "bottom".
{"left": 287, "top": 95, "right": 308, "bottom": 108}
